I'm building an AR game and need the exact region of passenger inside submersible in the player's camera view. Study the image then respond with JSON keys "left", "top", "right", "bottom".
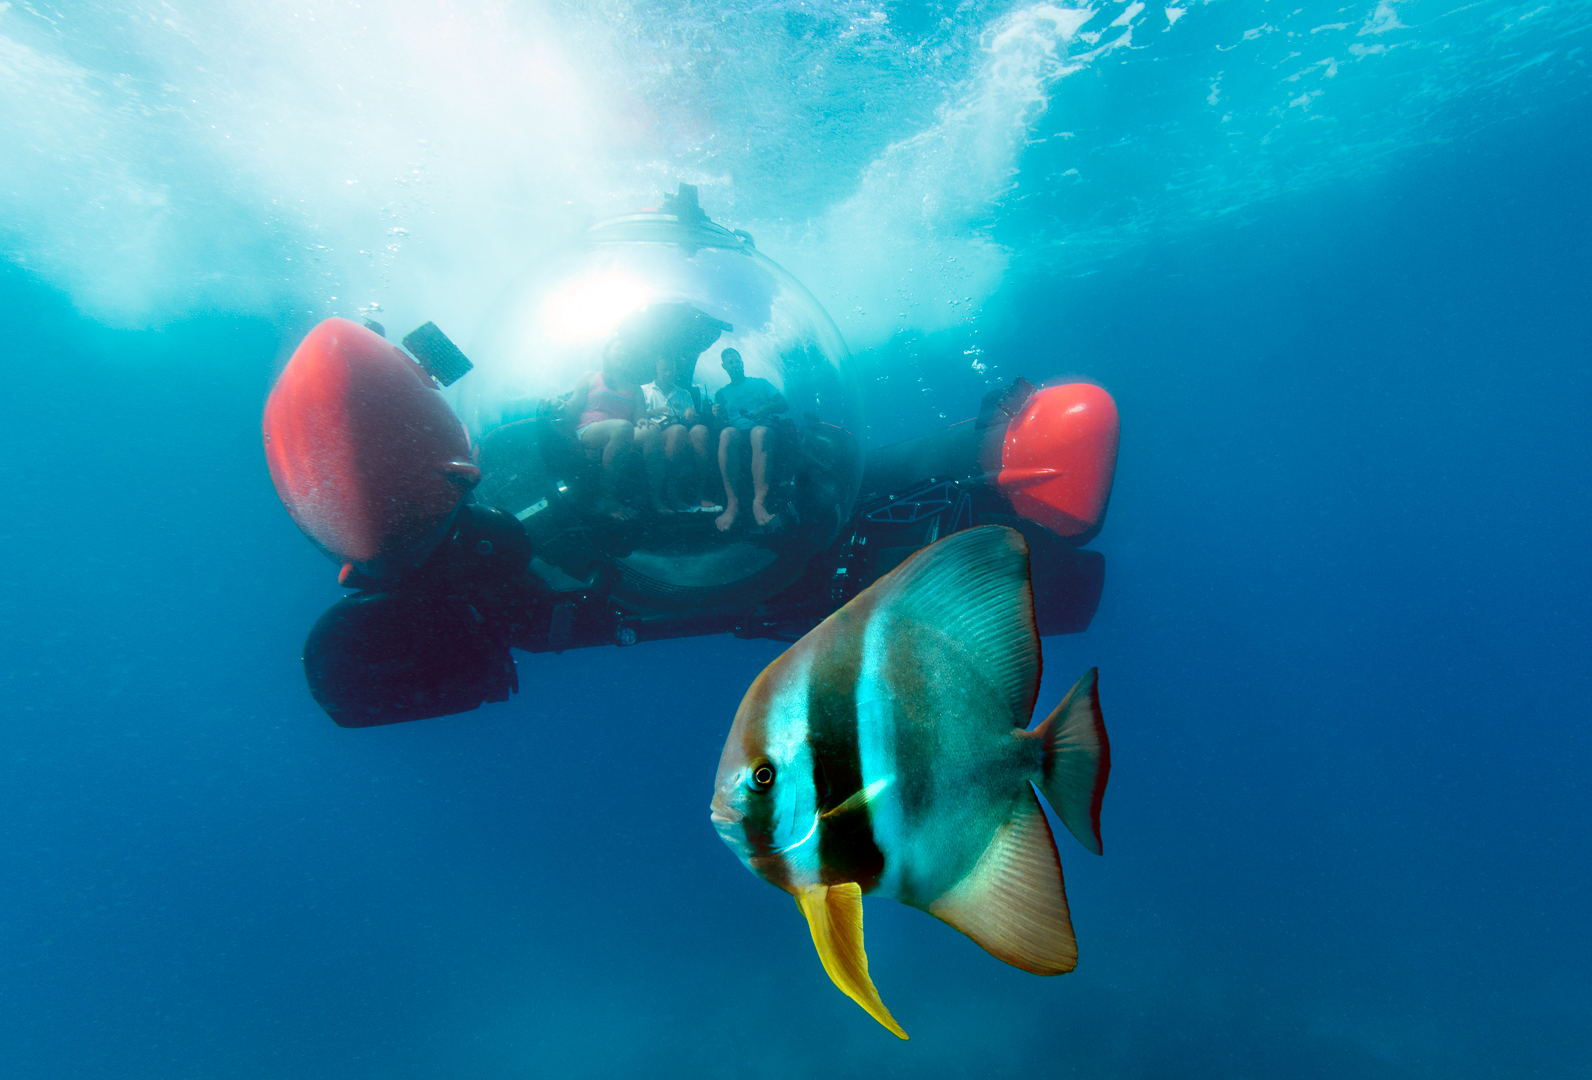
{"left": 550, "top": 302, "right": 733, "bottom": 522}
{"left": 639, "top": 352, "right": 717, "bottom": 514}
{"left": 712, "top": 347, "right": 788, "bottom": 531}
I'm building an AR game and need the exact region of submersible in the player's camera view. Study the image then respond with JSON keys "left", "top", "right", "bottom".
{"left": 262, "top": 186, "right": 1119, "bottom": 726}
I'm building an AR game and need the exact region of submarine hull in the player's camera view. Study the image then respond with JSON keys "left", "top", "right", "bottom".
{"left": 273, "top": 359, "right": 1118, "bottom": 725}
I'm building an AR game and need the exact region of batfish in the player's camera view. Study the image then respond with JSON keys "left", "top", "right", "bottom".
{"left": 710, "top": 525, "right": 1110, "bottom": 1039}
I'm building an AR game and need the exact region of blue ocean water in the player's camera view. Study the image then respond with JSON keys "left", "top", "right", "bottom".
{"left": 2, "top": 1, "right": 1589, "bottom": 1077}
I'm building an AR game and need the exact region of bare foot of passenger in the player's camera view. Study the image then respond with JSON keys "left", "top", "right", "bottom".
{"left": 651, "top": 497, "right": 676, "bottom": 515}
{"left": 752, "top": 499, "right": 776, "bottom": 527}
{"left": 609, "top": 504, "right": 639, "bottom": 521}
{"left": 715, "top": 505, "right": 738, "bottom": 532}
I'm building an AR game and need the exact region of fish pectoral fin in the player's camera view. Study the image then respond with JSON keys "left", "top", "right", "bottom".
{"left": 821, "top": 776, "right": 891, "bottom": 819}
{"left": 928, "top": 786, "right": 1078, "bottom": 976}
{"left": 795, "top": 883, "right": 909, "bottom": 1040}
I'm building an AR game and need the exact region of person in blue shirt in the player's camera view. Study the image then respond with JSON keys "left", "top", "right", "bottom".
{"left": 712, "top": 348, "right": 787, "bottom": 530}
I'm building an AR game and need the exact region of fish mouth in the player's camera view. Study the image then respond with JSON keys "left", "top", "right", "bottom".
{"left": 709, "top": 799, "right": 744, "bottom": 826}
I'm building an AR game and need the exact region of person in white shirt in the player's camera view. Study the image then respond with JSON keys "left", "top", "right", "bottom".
{"left": 639, "top": 354, "right": 715, "bottom": 514}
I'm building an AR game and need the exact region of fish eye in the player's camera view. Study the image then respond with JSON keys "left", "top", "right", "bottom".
{"left": 749, "top": 759, "right": 776, "bottom": 791}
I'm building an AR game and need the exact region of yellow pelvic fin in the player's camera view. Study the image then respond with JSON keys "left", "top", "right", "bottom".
{"left": 795, "top": 882, "right": 909, "bottom": 1040}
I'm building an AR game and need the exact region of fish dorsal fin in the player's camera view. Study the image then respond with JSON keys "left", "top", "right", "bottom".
{"left": 795, "top": 883, "right": 909, "bottom": 1040}
{"left": 928, "top": 787, "right": 1078, "bottom": 975}
{"left": 865, "top": 525, "right": 1040, "bottom": 726}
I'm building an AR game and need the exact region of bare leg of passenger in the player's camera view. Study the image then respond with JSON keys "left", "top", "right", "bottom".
{"left": 607, "top": 423, "right": 639, "bottom": 520}
{"left": 716, "top": 427, "right": 741, "bottom": 532}
{"left": 750, "top": 425, "right": 776, "bottom": 526}
{"left": 581, "top": 419, "right": 638, "bottom": 520}
{"left": 690, "top": 425, "right": 716, "bottom": 508}
{"left": 641, "top": 425, "right": 673, "bottom": 514}
{"left": 663, "top": 424, "right": 689, "bottom": 509}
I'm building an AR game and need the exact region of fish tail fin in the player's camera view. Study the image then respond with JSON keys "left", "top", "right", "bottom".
{"left": 1035, "top": 668, "right": 1110, "bottom": 855}
{"left": 795, "top": 883, "right": 909, "bottom": 1039}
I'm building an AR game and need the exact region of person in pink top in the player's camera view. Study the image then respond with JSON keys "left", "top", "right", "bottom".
{"left": 565, "top": 342, "right": 645, "bottom": 519}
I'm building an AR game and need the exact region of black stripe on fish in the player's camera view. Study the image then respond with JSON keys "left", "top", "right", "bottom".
{"left": 810, "top": 671, "right": 885, "bottom": 892}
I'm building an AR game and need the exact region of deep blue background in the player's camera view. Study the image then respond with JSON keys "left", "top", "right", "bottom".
{"left": 1, "top": 100, "right": 1588, "bottom": 1078}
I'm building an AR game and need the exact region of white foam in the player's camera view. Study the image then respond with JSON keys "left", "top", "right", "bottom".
{"left": 763, "top": 3, "right": 1103, "bottom": 347}
{"left": 0, "top": 0, "right": 1584, "bottom": 348}
{"left": 1359, "top": 1, "right": 1408, "bottom": 36}
{"left": 0, "top": 2, "right": 644, "bottom": 330}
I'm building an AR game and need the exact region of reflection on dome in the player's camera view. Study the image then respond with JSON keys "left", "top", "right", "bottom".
{"left": 456, "top": 186, "right": 863, "bottom": 614}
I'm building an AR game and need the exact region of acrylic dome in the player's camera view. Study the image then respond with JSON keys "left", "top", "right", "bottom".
{"left": 459, "top": 195, "right": 857, "bottom": 441}
{"left": 453, "top": 188, "right": 863, "bottom": 614}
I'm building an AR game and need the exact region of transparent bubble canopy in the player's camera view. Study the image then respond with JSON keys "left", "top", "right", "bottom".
{"left": 458, "top": 203, "right": 861, "bottom": 446}
{"left": 453, "top": 192, "right": 864, "bottom": 614}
